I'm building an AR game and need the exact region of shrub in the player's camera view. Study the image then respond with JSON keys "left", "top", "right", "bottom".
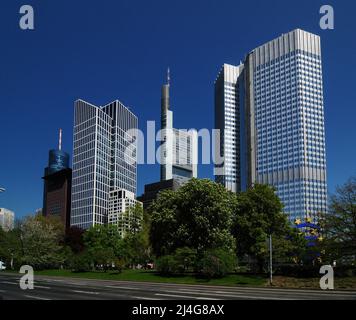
{"left": 275, "top": 265, "right": 320, "bottom": 278}
{"left": 174, "top": 247, "right": 197, "bottom": 273}
{"left": 70, "top": 252, "right": 91, "bottom": 272}
{"left": 155, "top": 255, "right": 179, "bottom": 276}
{"left": 334, "top": 266, "right": 356, "bottom": 277}
{"left": 196, "top": 249, "right": 236, "bottom": 279}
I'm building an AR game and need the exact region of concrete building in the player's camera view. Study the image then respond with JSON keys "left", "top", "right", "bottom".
{"left": 215, "top": 29, "right": 328, "bottom": 222}
{"left": 0, "top": 208, "right": 15, "bottom": 231}
{"left": 108, "top": 189, "right": 142, "bottom": 237}
{"left": 71, "top": 99, "right": 138, "bottom": 230}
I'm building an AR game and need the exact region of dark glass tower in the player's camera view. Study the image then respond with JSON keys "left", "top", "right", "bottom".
{"left": 42, "top": 129, "right": 72, "bottom": 230}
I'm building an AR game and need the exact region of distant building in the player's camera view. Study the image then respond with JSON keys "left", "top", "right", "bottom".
{"left": 42, "top": 129, "right": 72, "bottom": 230}
{"left": 108, "top": 189, "right": 142, "bottom": 237}
{"left": 160, "top": 70, "right": 198, "bottom": 186}
{"left": 0, "top": 208, "right": 15, "bottom": 231}
{"left": 71, "top": 99, "right": 138, "bottom": 230}
{"left": 137, "top": 179, "right": 180, "bottom": 211}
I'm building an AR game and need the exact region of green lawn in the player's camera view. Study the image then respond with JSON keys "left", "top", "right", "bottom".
{"left": 32, "top": 269, "right": 267, "bottom": 287}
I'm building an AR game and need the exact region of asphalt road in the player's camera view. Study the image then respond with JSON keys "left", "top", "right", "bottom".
{"left": 0, "top": 272, "right": 355, "bottom": 300}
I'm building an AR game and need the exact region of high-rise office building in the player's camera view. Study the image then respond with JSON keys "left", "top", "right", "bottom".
{"left": 71, "top": 99, "right": 138, "bottom": 230}
{"left": 160, "top": 70, "right": 198, "bottom": 185}
{"left": 215, "top": 29, "right": 327, "bottom": 222}
{"left": 0, "top": 208, "right": 15, "bottom": 231}
{"left": 42, "top": 129, "right": 72, "bottom": 230}
{"left": 215, "top": 64, "right": 245, "bottom": 193}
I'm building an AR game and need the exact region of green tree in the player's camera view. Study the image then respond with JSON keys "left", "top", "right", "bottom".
{"left": 83, "top": 224, "right": 123, "bottom": 269}
{"left": 271, "top": 227, "right": 308, "bottom": 266}
{"left": 232, "top": 184, "right": 291, "bottom": 272}
{"left": 196, "top": 249, "right": 236, "bottom": 279}
{"left": 19, "top": 215, "right": 65, "bottom": 270}
{"left": 118, "top": 203, "right": 144, "bottom": 238}
{"left": 320, "top": 176, "right": 356, "bottom": 264}
{"left": 150, "top": 179, "right": 236, "bottom": 256}
{"left": 121, "top": 210, "right": 152, "bottom": 268}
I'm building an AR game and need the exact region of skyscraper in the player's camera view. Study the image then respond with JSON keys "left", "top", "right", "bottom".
{"left": 215, "top": 64, "right": 244, "bottom": 193}
{"left": 42, "top": 129, "right": 72, "bottom": 230}
{"left": 160, "top": 70, "right": 198, "bottom": 185}
{"left": 215, "top": 29, "right": 327, "bottom": 222}
{"left": 71, "top": 99, "right": 138, "bottom": 230}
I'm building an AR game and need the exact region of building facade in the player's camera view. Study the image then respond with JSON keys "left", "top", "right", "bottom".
{"left": 137, "top": 178, "right": 181, "bottom": 211}
{"left": 215, "top": 29, "right": 328, "bottom": 222}
{"left": 42, "top": 130, "right": 72, "bottom": 230}
{"left": 0, "top": 208, "right": 15, "bottom": 231}
{"left": 214, "top": 64, "right": 245, "bottom": 193}
{"left": 108, "top": 189, "right": 142, "bottom": 237}
{"left": 160, "top": 72, "right": 198, "bottom": 185}
{"left": 71, "top": 99, "right": 138, "bottom": 230}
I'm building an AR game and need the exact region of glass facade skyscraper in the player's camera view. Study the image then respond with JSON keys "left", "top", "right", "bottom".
{"left": 71, "top": 99, "right": 138, "bottom": 230}
{"left": 215, "top": 29, "right": 327, "bottom": 222}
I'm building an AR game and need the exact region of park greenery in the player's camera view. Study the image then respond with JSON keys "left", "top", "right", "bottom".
{"left": 0, "top": 177, "right": 355, "bottom": 280}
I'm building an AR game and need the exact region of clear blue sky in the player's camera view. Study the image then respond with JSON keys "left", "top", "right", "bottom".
{"left": 0, "top": 0, "right": 355, "bottom": 219}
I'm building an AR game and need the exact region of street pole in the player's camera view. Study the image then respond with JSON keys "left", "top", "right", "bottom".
{"left": 269, "top": 234, "right": 273, "bottom": 286}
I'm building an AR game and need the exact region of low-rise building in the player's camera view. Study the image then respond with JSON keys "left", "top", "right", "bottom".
{"left": 0, "top": 208, "right": 15, "bottom": 231}
{"left": 108, "top": 189, "right": 142, "bottom": 237}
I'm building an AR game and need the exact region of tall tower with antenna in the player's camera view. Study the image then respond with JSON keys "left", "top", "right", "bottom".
{"left": 160, "top": 68, "right": 173, "bottom": 181}
{"left": 42, "top": 128, "right": 72, "bottom": 230}
{"left": 160, "top": 68, "right": 198, "bottom": 184}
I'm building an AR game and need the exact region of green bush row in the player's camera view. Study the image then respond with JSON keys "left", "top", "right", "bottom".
{"left": 155, "top": 248, "right": 236, "bottom": 279}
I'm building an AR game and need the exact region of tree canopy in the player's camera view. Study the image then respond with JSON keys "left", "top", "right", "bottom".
{"left": 150, "top": 178, "right": 237, "bottom": 256}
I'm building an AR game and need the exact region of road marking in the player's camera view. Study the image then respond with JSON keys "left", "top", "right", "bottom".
{"left": 155, "top": 293, "right": 202, "bottom": 299}
{"left": 35, "top": 285, "right": 51, "bottom": 289}
{"left": 167, "top": 289, "right": 294, "bottom": 300}
{"left": 132, "top": 296, "right": 161, "bottom": 300}
{"left": 72, "top": 290, "right": 100, "bottom": 295}
{"left": 1, "top": 281, "right": 17, "bottom": 285}
{"left": 24, "top": 295, "right": 51, "bottom": 300}
{"left": 105, "top": 285, "right": 138, "bottom": 290}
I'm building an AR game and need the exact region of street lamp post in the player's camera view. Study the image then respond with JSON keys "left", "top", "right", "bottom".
{"left": 269, "top": 234, "right": 273, "bottom": 286}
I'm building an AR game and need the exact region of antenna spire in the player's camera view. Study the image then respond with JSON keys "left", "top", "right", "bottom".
{"left": 59, "top": 128, "right": 62, "bottom": 151}
{"left": 167, "top": 67, "right": 170, "bottom": 86}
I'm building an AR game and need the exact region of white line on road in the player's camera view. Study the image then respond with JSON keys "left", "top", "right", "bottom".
{"left": 167, "top": 289, "right": 294, "bottom": 300}
{"left": 105, "top": 285, "right": 138, "bottom": 290}
{"left": 1, "top": 281, "right": 17, "bottom": 285}
{"left": 155, "top": 293, "right": 204, "bottom": 299}
{"left": 131, "top": 296, "right": 161, "bottom": 300}
{"left": 35, "top": 285, "right": 51, "bottom": 289}
{"left": 72, "top": 290, "right": 100, "bottom": 295}
{"left": 24, "top": 295, "right": 51, "bottom": 300}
